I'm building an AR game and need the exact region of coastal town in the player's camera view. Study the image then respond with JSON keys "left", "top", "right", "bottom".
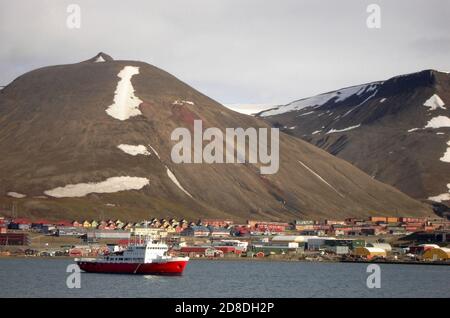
{"left": 1, "top": 214, "right": 449, "bottom": 263}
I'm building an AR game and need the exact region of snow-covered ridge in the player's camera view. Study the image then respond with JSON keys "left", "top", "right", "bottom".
{"left": 7, "top": 192, "right": 26, "bottom": 198}
{"left": 326, "top": 124, "right": 361, "bottom": 134}
{"left": 44, "top": 176, "right": 149, "bottom": 198}
{"left": 259, "top": 82, "right": 382, "bottom": 117}
{"left": 106, "top": 66, "right": 143, "bottom": 121}
{"left": 117, "top": 144, "right": 151, "bottom": 156}
{"left": 166, "top": 167, "right": 192, "bottom": 197}
{"left": 423, "top": 94, "right": 445, "bottom": 111}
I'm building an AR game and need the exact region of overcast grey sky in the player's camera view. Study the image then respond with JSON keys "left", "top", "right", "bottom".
{"left": 0, "top": 0, "right": 449, "bottom": 107}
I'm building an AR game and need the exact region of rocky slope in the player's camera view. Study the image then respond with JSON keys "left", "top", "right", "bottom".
{"left": 259, "top": 70, "right": 450, "bottom": 205}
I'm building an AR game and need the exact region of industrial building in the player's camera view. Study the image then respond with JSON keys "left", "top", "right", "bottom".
{"left": 84, "top": 229, "right": 131, "bottom": 242}
{"left": 353, "top": 247, "right": 387, "bottom": 259}
{"left": 251, "top": 244, "right": 304, "bottom": 256}
{"left": 133, "top": 227, "right": 168, "bottom": 238}
{"left": 0, "top": 233, "right": 29, "bottom": 246}
{"left": 422, "top": 247, "right": 450, "bottom": 261}
{"left": 271, "top": 235, "right": 314, "bottom": 244}
{"left": 367, "top": 242, "right": 392, "bottom": 252}
{"left": 56, "top": 226, "right": 86, "bottom": 237}
{"left": 306, "top": 237, "right": 336, "bottom": 250}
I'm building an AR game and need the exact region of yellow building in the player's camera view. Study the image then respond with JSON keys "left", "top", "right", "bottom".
{"left": 82, "top": 220, "right": 92, "bottom": 228}
{"left": 353, "top": 247, "right": 387, "bottom": 259}
{"left": 422, "top": 248, "right": 450, "bottom": 261}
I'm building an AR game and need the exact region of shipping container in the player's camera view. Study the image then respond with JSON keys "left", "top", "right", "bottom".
{"left": 369, "top": 217, "right": 387, "bottom": 223}
{"left": 387, "top": 217, "right": 399, "bottom": 223}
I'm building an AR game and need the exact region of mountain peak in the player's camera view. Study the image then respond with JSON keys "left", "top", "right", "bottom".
{"left": 0, "top": 56, "right": 432, "bottom": 220}
{"left": 261, "top": 67, "right": 450, "bottom": 203}
{"left": 87, "top": 52, "right": 114, "bottom": 63}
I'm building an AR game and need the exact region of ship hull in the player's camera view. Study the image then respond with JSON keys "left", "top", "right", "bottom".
{"left": 77, "top": 259, "right": 188, "bottom": 275}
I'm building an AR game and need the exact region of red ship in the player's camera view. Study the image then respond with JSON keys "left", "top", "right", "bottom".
{"left": 76, "top": 240, "right": 189, "bottom": 275}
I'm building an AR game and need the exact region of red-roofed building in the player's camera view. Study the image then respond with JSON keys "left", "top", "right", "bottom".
{"left": 201, "top": 219, "right": 234, "bottom": 227}
{"left": 232, "top": 226, "right": 250, "bottom": 236}
{"left": 9, "top": 218, "right": 32, "bottom": 230}
{"left": 33, "top": 219, "right": 52, "bottom": 225}
{"left": 247, "top": 220, "right": 289, "bottom": 233}
{"left": 56, "top": 220, "right": 72, "bottom": 227}
{"left": 12, "top": 218, "right": 32, "bottom": 225}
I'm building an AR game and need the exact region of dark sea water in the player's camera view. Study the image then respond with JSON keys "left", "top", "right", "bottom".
{"left": 0, "top": 258, "right": 448, "bottom": 297}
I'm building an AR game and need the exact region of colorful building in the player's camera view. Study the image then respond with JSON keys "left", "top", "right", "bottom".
{"left": 422, "top": 248, "right": 450, "bottom": 261}
{"left": 353, "top": 247, "right": 387, "bottom": 259}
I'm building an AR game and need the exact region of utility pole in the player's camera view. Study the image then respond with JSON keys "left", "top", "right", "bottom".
{"left": 11, "top": 202, "right": 18, "bottom": 219}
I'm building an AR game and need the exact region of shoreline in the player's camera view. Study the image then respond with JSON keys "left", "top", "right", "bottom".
{"left": 1, "top": 254, "right": 448, "bottom": 266}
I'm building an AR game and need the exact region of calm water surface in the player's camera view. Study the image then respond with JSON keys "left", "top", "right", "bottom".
{"left": 0, "top": 258, "right": 448, "bottom": 297}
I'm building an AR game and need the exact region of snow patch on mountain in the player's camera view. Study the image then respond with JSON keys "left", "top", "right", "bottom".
{"left": 106, "top": 66, "right": 143, "bottom": 121}
{"left": 166, "top": 167, "right": 192, "bottom": 197}
{"left": 44, "top": 176, "right": 149, "bottom": 198}
{"left": 423, "top": 94, "right": 445, "bottom": 110}
{"left": 117, "top": 144, "right": 151, "bottom": 156}
{"left": 428, "top": 184, "right": 450, "bottom": 203}
{"left": 424, "top": 116, "right": 450, "bottom": 129}
{"left": 148, "top": 145, "right": 160, "bottom": 159}
{"left": 95, "top": 56, "right": 106, "bottom": 63}
{"left": 173, "top": 100, "right": 195, "bottom": 106}
{"left": 326, "top": 124, "right": 361, "bottom": 134}
{"left": 440, "top": 140, "right": 450, "bottom": 163}
{"left": 342, "top": 91, "right": 378, "bottom": 118}
{"left": 408, "top": 128, "right": 420, "bottom": 133}
{"left": 298, "top": 111, "right": 315, "bottom": 117}
{"left": 380, "top": 98, "right": 387, "bottom": 103}
{"left": 7, "top": 192, "right": 26, "bottom": 198}
{"left": 298, "top": 160, "right": 344, "bottom": 198}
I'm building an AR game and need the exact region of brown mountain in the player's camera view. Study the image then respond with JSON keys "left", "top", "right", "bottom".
{"left": 258, "top": 70, "right": 450, "bottom": 205}
{"left": 0, "top": 54, "right": 432, "bottom": 221}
